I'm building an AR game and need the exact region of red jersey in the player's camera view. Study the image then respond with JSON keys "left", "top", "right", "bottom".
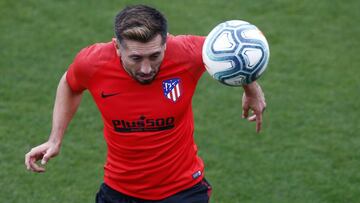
{"left": 66, "top": 35, "right": 206, "bottom": 200}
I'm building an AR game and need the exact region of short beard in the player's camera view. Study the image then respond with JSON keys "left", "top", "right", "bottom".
{"left": 135, "top": 71, "right": 158, "bottom": 85}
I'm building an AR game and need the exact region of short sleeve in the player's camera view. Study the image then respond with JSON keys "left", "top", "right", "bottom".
{"left": 66, "top": 46, "right": 94, "bottom": 92}
{"left": 183, "top": 35, "right": 206, "bottom": 80}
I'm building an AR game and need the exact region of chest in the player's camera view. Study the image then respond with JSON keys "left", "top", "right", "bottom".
{"left": 88, "top": 65, "right": 197, "bottom": 124}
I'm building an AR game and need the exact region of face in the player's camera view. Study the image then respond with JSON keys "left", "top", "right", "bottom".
{"left": 115, "top": 35, "right": 166, "bottom": 84}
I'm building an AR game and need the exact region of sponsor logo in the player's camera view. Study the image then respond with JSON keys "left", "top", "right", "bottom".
{"left": 162, "top": 78, "right": 181, "bottom": 102}
{"left": 101, "top": 91, "right": 120, "bottom": 98}
{"left": 112, "top": 116, "right": 175, "bottom": 132}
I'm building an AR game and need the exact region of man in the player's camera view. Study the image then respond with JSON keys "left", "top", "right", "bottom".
{"left": 25, "top": 5, "right": 266, "bottom": 203}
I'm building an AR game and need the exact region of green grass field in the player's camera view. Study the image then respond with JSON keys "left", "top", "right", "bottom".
{"left": 1, "top": 0, "right": 359, "bottom": 202}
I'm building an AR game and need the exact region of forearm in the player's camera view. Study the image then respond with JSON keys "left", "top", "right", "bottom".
{"left": 48, "top": 72, "right": 83, "bottom": 146}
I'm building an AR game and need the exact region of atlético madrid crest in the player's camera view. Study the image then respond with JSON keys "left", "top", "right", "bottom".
{"left": 162, "top": 78, "right": 181, "bottom": 102}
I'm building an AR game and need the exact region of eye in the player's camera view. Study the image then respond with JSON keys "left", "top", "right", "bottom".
{"left": 130, "top": 56, "right": 142, "bottom": 62}
{"left": 149, "top": 53, "right": 160, "bottom": 61}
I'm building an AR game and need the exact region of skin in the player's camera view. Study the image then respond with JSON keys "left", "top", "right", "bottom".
{"left": 242, "top": 82, "right": 266, "bottom": 133}
{"left": 24, "top": 34, "right": 266, "bottom": 173}
{"left": 115, "top": 34, "right": 166, "bottom": 84}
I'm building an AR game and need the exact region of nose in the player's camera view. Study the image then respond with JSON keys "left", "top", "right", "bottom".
{"left": 140, "top": 60, "right": 152, "bottom": 74}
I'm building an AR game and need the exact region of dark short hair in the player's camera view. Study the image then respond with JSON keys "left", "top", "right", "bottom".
{"left": 114, "top": 5, "right": 167, "bottom": 44}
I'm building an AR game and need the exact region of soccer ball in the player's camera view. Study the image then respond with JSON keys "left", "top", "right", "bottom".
{"left": 202, "top": 20, "right": 270, "bottom": 86}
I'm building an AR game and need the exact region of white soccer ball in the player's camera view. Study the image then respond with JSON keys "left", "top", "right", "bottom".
{"left": 202, "top": 20, "right": 270, "bottom": 86}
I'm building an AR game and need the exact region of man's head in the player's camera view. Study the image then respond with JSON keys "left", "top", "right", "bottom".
{"left": 114, "top": 5, "right": 168, "bottom": 84}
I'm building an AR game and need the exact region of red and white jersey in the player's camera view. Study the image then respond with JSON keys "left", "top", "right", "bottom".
{"left": 66, "top": 35, "right": 206, "bottom": 200}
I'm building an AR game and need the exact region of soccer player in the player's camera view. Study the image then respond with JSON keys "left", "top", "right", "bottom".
{"left": 25, "top": 5, "right": 266, "bottom": 203}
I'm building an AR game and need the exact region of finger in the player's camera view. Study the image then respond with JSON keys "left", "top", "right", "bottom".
{"left": 255, "top": 112, "right": 263, "bottom": 133}
{"left": 26, "top": 150, "right": 46, "bottom": 172}
{"left": 41, "top": 150, "right": 52, "bottom": 165}
{"left": 242, "top": 105, "right": 250, "bottom": 119}
{"left": 247, "top": 114, "right": 257, "bottom": 122}
{"left": 29, "top": 158, "right": 46, "bottom": 173}
{"left": 41, "top": 158, "right": 48, "bottom": 165}
{"left": 25, "top": 150, "right": 41, "bottom": 170}
{"left": 242, "top": 110, "right": 248, "bottom": 119}
{"left": 25, "top": 152, "right": 31, "bottom": 170}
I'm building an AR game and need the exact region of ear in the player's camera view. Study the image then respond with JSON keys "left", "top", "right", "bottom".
{"left": 113, "top": 38, "right": 121, "bottom": 56}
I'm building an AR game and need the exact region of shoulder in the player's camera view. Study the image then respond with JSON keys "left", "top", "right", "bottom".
{"left": 74, "top": 41, "right": 117, "bottom": 65}
{"left": 164, "top": 34, "right": 205, "bottom": 63}
{"left": 166, "top": 34, "right": 205, "bottom": 52}
{"left": 162, "top": 34, "right": 206, "bottom": 80}
{"left": 66, "top": 40, "right": 117, "bottom": 91}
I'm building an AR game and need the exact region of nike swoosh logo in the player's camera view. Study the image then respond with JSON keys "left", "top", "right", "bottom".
{"left": 101, "top": 92, "right": 120, "bottom": 98}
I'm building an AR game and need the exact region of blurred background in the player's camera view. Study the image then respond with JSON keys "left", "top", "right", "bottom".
{"left": 0, "top": 0, "right": 359, "bottom": 202}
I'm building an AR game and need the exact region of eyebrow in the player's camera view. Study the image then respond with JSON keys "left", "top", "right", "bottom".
{"left": 129, "top": 51, "right": 161, "bottom": 58}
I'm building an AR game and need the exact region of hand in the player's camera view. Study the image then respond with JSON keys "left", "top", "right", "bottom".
{"left": 25, "top": 141, "right": 60, "bottom": 173}
{"left": 242, "top": 82, "right": 266, "bottom": 133}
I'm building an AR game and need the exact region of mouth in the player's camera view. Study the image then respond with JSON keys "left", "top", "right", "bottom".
{"left": 136, "top": 74, "right": 156, "bottom": 84}
{"left": 138, "top": 74, "right": 154, "bottom": 80}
